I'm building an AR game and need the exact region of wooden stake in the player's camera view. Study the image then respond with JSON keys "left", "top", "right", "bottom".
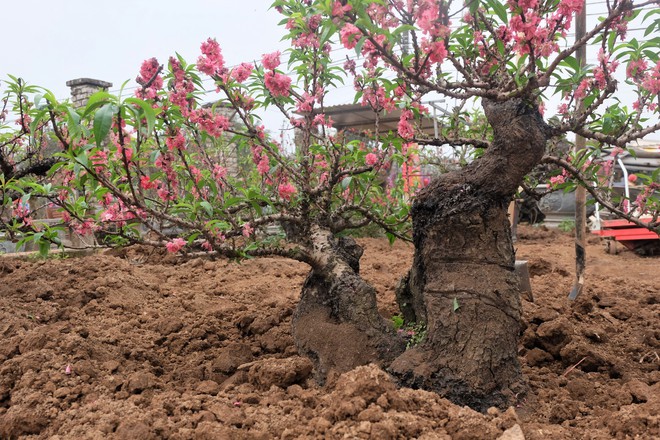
{"left": 569, "top": 0, "right": 587, "bottom": 301}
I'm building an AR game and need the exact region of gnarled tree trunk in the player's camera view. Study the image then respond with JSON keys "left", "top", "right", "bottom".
{"left": 390, "top": 98, "right": 550, "bottom": 411}
{"left": 292, "top": 228, "right": 405, "bottom": 384}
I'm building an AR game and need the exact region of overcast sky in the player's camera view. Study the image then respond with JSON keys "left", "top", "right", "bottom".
{"left": 3, "top": 0, "right": 285, "bottom": 99}
{"left": 2, "top": 0, "right": 658, "bottom": 141}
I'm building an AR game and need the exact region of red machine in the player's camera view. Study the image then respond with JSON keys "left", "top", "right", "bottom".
{"left": 592, "top": 146, "right": 660, "bottom": 254}
{"left": 592, "top": 217, "right": 659, "bottom": 254}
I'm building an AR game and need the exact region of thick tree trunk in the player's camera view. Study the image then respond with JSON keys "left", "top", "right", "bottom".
{"left": 292, "top": 228, "right": 405, "bottom": 384}
{"left": 390, "top": 98, "right": 550, "bottom": 411}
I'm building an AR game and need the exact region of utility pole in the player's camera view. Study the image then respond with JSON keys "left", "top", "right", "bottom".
{"left": 569, "top": 0, "right": 587, "bottom": 301}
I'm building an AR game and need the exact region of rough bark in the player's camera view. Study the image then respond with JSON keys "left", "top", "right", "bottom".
{"left": 390, "top": 98, "right": 550, "bottom": 411}
{"left": 291, "top": 229, "right": 405, "bottom": 384}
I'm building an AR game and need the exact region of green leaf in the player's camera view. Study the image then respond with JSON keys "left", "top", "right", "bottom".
{"left": 34, "top": 94, "right": 43, "bottom": 108}
{"left": 607, "top": 30, "right": 617, "bottom": 53}
{"left": 93, "top": 104, "right": 115, "bottom": 147}
{"left": 354, "top": 36, "right": 368, "bottom": 56}
{"left": 124, "top": 97, "right": 158, "bottom": 135}
{"left": 117, "top": 79, "right": 131, "bottom": 101}
{"left": 39, "top": 240, "right": 50, "bottom": 257}
{"left": 341, "top": 176, "right": 352, "bottom": 189}
{"left": 652, "top": 167, "right": 660, "bottom": 181}
{"left": 391, "top": 24, "right": 416, "bottom": 37}
{"left": 495, "top": 39, "right": 506, "bottom": 57}
{"left": 82, "top": 91, "right": 114, "bottom": 117}
{"left": 200, "top": 201, "right": 214, "bottom": 217}
{"left": 29, "top": 108, "right": 49, "bottom": 134}
{"left": 560, "top": 56, "right": 580, "bottom": 72}
{"left": 223, "top": 196, "right": 245, "bottom": 209}
{"left": 66, "top": 106, "right": 81, "bottom": 125}
{"left": 487, "top": 0, "right": 508, "bottom": 23}
{"left": 75, "top": 152, "right": 89, "bottom": 168}
{"left": 65, "top": 107, "right": 82, "bottom": 138}
{"left": 643, "top": 8, "right": 660, "bottom": 21}
{"left": 452, "top": 297, "right": 460, "bottom": 312}
{"left": 643, "top": 49, "right": 659, "bottom": 62}
{"left": 469, "top": 0, "right": 480, "bottom": 15}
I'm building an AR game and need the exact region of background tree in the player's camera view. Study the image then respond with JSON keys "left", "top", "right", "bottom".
{"left": 1, "top": 0, "right": 660, "bottom": 411}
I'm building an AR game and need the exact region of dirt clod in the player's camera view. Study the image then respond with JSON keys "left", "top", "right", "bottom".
{"left": 535, "top": 318, "right": 573, "bottom": 357}
{"left": 498, "top": 424, "right": 525, "bottom": 440}
{"left": 247, "top": 356, "right": 313, "bottom": 390}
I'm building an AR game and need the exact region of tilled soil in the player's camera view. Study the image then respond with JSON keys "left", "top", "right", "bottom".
{"left": 0, "top": 225, "right": 658, "bottom": 439}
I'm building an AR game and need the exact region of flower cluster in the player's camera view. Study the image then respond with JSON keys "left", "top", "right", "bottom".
{"left": 398, "top": 109, "right": 415, "bottom": 140}
{"left": 135, "top": 57, "right": 163, "bottom": 100}
{"left": 264, "top": 71, "right": 292, "bottom": 98}
{"left": 197, "top": 38, "right": 226, "bottom": 77}
{"left": 261, "top": 51, "right": 292, "bottom": 98}
{"left": 166, "top": 238, "right": 186, "bottom": 253}
{"left": 169, "top": 57, "right": 195, "bottom": 115}
{"left": 340, "top": 23, "right": 362, "bottom": 50}
{"left": 231, "top": 63, "right": 254, "bottom": 83}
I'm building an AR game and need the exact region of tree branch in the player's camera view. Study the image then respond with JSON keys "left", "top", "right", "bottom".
{"left": 413, "top": 136, "right": 491, "bottom": 149}
{"left": 542, "top": 155, "right": 659, "bottom": 232}
{"left": 540, "top": 0, "right": 634, "bottom": 85}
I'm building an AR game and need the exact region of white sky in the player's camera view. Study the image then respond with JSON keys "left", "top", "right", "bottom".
{"left": 2, "top": 0, "right": 658, "bottom": 141}
{"left": 2, "top": 1, "right": 285, "bottom": 99}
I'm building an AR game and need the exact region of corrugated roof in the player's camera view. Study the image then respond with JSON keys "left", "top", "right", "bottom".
{"left": 318, "top": 103, "right": 439, "bottom": 135}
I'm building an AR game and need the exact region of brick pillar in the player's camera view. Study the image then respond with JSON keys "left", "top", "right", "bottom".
{"left": 66, "top": 78, "right": 113, "bottom": 108}
{"left": 61, "top": 78, "right": 112, "bottom": 249}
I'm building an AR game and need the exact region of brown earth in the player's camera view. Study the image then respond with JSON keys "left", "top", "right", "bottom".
{"left": 0, "top": 225, "right": 658, "bottom": 439}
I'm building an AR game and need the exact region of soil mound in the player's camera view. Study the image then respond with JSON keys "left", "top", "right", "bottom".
{"left": 0, "top": 225, "right": 658, "bottom": 438}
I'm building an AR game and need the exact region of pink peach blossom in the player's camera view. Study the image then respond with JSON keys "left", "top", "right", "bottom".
{"left": 340, "top": 24, "right": 362, "bottom": 50}
{"left": 278, "top": 182, "right": 297, "bottom": 200}
{"left": 264, "top": 71, "right": 292, "bottom": 97}
{"left": 242, "top": 223, "right": 254, "bottom": 238}
{"left": 261, "top": 51, "right": 281, "bottom": 70}
{"left": 231, "top": 63, "right": 254, "bottom": 83}
{"left": 166, "top": 237, "right": 186, "bottom": 253}
{"left": 198, "top": 38, "right": 225, "bottom": 77}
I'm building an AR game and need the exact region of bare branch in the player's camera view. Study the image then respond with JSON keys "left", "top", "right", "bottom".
{"left": 569, "top": 119, "right": 660, "bottom": 147}
{"left": 136, "top": 64, "right": 164, "bottom": 89}
{"left": 413, "top": 136, "right": 491, "bottom": 149}
{"left": 330, "top": 204, "right": 412, "bottom": 242}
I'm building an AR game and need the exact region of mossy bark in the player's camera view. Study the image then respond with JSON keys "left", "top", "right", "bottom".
{"left": 390, "top": 98, "right": 550, "bottom": 411}
{"left": 291, "top": 231, "right": 405, "bottom": 384}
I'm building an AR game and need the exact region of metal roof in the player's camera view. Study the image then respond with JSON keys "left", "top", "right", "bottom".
{"left": 321, "top": 102, "right": 446, "bottom": 135}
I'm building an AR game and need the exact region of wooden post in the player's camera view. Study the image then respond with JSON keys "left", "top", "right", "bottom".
{"left": 569, "top": 1, "right": 587, "bottom": 301}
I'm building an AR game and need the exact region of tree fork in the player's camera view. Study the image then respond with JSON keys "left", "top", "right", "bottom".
{"left": 291, "top": 230, "right": 405, "bottom": 384}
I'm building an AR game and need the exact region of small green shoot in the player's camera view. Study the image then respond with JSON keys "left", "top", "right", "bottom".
{"left": 392, "top": 314, "right": 427, "bottom": 349}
